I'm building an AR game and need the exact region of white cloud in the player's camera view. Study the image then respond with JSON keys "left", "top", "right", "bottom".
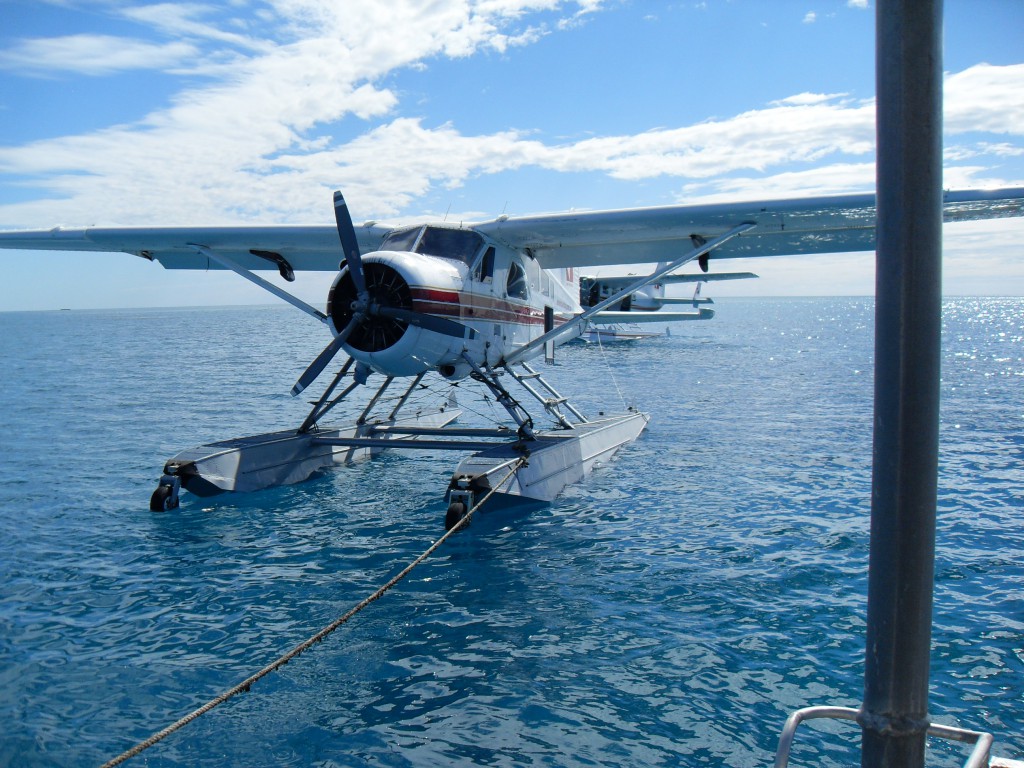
{"left": 941, "top": 164, "right": 1021, "bottom": 191}
{"left": 803, "top": 12, "right": 817, "bottom": 24}
{"left": 0, "top": 34, "right": 200, "bottom": 76}
{"left": 981, "top": 142, "right": 1024, "bottom": 157}
{"left": 0, "top": 91, "right": 882, "bottom": 225}
{"left": 678, "top": 162, "right": 877, "bottom": 203}
{"left": 0, "top": 1, "right": 612, "bottom": 225}
{"left": 0, "top": 3, "right": 1020, "bottom": 234}
{"left": 770, "top": 92, "right": 851, "bottom": 107}
{"left": 847, "top": 0, "right": 869, "bottom": 9}
{"left": 945, "top": 142, "right": 1024, "bottom": 163}
{"left": 547, "top": 98, "right": 876, "bottom": 180}
{"left": 119, "top": 3, "right": 269, "bottom": 51}
{"left": 945, "top": 63, "right": 1024, "bottom": 135}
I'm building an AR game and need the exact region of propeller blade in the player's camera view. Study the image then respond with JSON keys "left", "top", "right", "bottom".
{"left": 291, "top": 312, "right": 364, "bottom": 396}
{"left": 376, "top": 306, "right": 476, "bottom": 339}
{"left": 333, "top": 191, "right": 367, "bottom": 300}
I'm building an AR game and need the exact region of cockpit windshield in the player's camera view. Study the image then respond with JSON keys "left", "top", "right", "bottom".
{"left": 379, "top": 225, "right": 484, "bottom": 266}
{"left": 415, "top": 227, "right": 484, "bottom": 265}
{"left": 380, "top": 226, "right": 422, "bottom": 253}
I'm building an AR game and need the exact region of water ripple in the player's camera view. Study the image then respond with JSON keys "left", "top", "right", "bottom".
{"left": 0, "top": 299, "right": 1021, "bottom": 766}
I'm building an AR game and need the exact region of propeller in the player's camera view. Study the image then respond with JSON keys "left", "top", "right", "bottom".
{"left": 291, "top": 312, "right": 363, "bottom": 396}
{"left": 292, "top": 191, "right": 476, "bottom": 396}
{"left": 291, "top": 193, "right": 370, "bottom": 396}
{"left": 334, "top": 191, "right": 367, "bottom": 300}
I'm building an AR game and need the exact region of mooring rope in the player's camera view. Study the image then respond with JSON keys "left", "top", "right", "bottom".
{"left": 100, "top": 456, "right": 527, "bottom": 768}
{"left": 594, "top": 330, "right": 628, "bottom": 410}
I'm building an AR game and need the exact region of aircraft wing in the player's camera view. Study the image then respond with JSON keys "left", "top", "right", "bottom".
{"left": 474, "top": 188, "right": 1024, "bottom": 269}
{"left": 0, "top": 188, "right": 1021, "bottom": 273}
{"left": 0, "top": 224, "right": 391, "bottom": 272}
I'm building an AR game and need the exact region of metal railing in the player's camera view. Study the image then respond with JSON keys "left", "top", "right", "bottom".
{"left": 774, "top": 706, "right": 994, "bottom": 768}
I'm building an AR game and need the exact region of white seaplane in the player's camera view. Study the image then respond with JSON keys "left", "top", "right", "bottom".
{"left": 577, "top": 264, "right": 759, "bottom": 342}
{"left": 579, "top": 265, "right": 758, "bottom": 313}
{"left": 2, "top": 188, "right": 1022, "bottom": 526}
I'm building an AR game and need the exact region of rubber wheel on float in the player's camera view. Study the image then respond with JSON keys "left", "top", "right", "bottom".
{"left": 150, "top": 485, "right": 175, "bottom": 512}
{"left": 445, "top": 501, "right": 467, "bottom": 531}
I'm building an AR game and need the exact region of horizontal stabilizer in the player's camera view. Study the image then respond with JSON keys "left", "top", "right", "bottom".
{"left": 593, "top": 309, "right": 715, "bottom": 323}
{"left": 664, "top": 271, "right": 759, "bottom": 283}
{"left": 582, "top": 271, "right": 758, "bottom": 288}
{"left": 655, "top": 296, "right": 714, "bottom": 305}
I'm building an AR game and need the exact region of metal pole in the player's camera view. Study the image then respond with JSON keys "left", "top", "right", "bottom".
{"left": 861, "top": 1, "right": 943, "bottom": 766}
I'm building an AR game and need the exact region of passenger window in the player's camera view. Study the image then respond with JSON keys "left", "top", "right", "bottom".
{"left": 506, "top": 260, "right": 529, "bottom": 300}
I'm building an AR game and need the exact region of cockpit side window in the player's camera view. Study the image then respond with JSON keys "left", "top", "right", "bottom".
{"left": 380, "top": 226, "right": 422, "bottom": 252}
{"left": 416, "top": 227, "right": 484, "bottom": 265}
{"left": 506, "top": 260, "right": 529, "bottom": 300}
{"left": 473, "top": 246, "right": 495, "bottom": 283}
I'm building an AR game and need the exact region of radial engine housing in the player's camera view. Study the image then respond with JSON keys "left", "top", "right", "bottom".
{"left": 327, "top": 260, "right": 412, "bottom": 353}
{"left": 325, "top": 253, "right": 471, "bottom": 378}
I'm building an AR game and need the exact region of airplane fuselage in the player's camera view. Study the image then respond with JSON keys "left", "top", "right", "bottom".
{"left": 326, "top": 224, "right": 580, "bottom": 379}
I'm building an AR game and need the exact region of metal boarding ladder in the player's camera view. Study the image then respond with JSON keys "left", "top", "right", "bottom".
{"left": 503, "top": 362, "right": 588, "bottom": 429}
{"left": 774, "top": 705, "right": 1023, "bottom": 768}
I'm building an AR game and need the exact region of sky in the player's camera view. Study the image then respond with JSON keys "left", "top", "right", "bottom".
{"left": 0, "top": 0, "right": 1022, "bottom": 311}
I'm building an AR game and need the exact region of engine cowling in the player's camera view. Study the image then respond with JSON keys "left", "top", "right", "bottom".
{"left": 328, "top": 260, "right": 411, "bottom": 353}
{"left": 326, "top": 252, "right": 472, "bottom": 377}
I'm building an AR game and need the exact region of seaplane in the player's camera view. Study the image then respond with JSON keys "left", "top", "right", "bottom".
{"left": 1, "top": 187, "right": 1022, "bottom": 527}
{"left": 576, "top": 264, "right": 759, "bottom": 342}
{"left": 579, "top": 265, "right": 758, "bottom": 313}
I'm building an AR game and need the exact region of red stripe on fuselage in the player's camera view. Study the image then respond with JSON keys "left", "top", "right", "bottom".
{"left": 409, "top": 287, "right": 554, "bottom": 326}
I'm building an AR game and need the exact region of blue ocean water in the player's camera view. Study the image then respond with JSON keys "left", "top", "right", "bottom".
{"left": 0, "top": 298, "right": 1021, "bottom": 767}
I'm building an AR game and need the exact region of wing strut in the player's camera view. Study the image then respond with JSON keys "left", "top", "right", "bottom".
{"left": 505, "top": 221, "right": 756, "bottom": 365}
{"left": 188, "top": 243, "right": 328, "bottom": 323}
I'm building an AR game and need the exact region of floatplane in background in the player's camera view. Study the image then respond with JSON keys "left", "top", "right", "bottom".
{"left": 577, "top": 264, "right": 758, "bottom": 342}
{"left": 1, "top": 188, "right": 1022, "bottom": 526}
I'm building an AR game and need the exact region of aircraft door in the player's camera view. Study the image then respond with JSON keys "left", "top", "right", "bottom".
{"left": 466, "top": 246, "right": 503, "bottom": 365}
